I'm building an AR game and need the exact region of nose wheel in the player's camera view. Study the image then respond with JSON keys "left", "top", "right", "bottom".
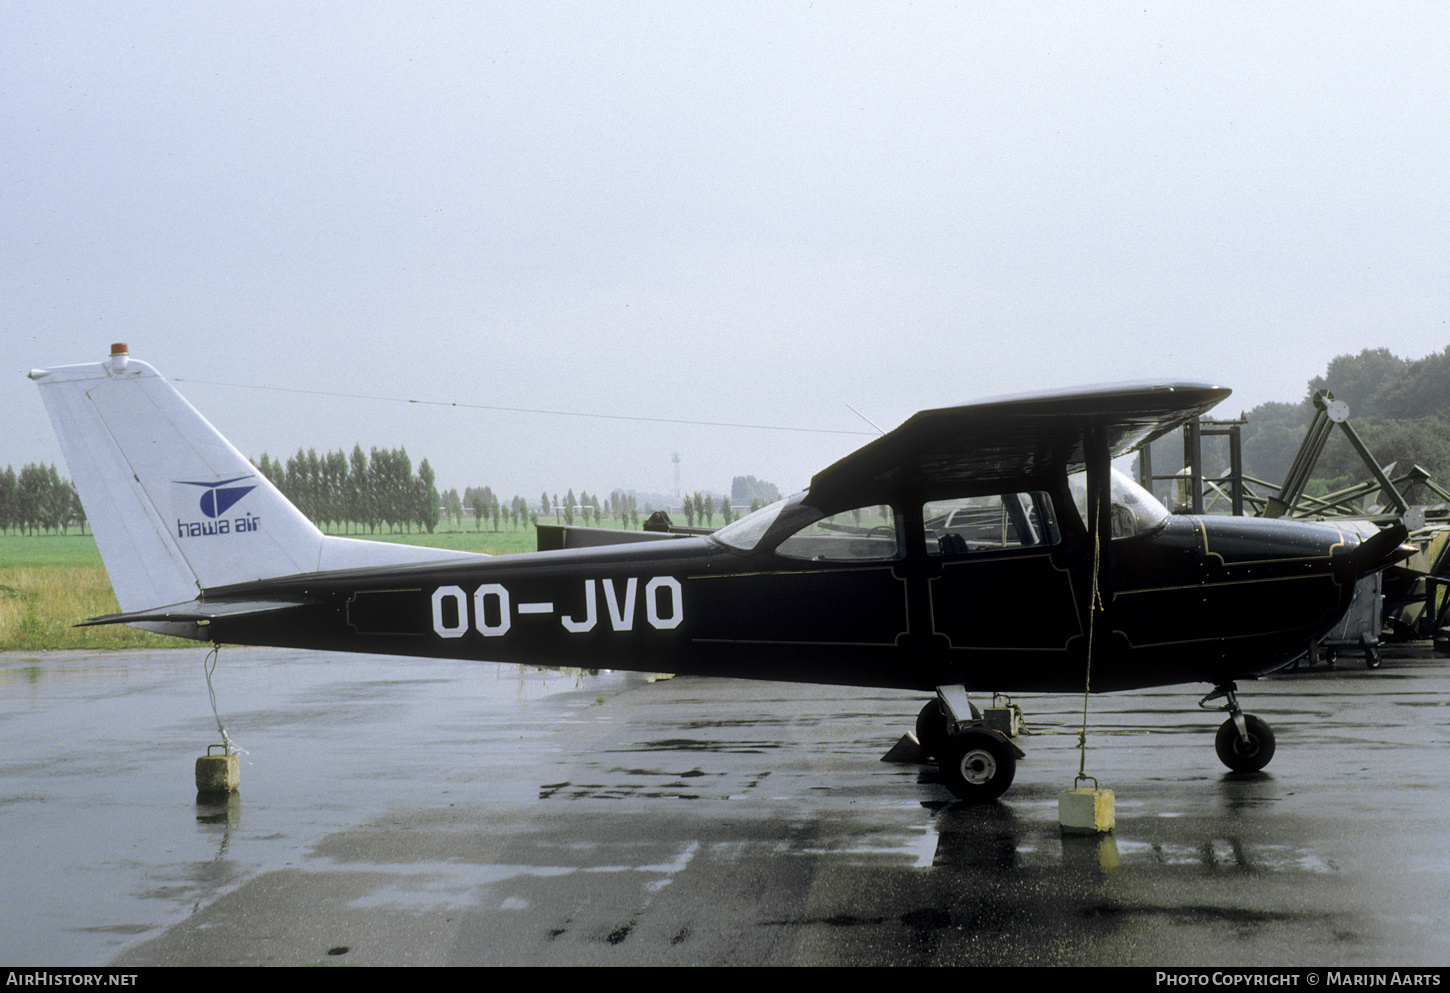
{"left": 1201, "top": 683, "right": 1277, "bottom": 773}
{"left": 1214, "top": 713, "right": 1276, "bottom": 772}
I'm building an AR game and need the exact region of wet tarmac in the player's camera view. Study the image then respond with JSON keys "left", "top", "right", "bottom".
{"left": 1, "top": 642, "right": 1447, "bottom": 967}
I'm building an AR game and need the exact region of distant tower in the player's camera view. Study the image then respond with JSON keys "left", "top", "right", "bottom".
{"left": 672, "top": 452, "right": 681, "bottom": 503}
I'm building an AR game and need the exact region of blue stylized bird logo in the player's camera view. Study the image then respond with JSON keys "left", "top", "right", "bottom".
{"left": 176, "top": 476, "right": 257, "bottom": 519}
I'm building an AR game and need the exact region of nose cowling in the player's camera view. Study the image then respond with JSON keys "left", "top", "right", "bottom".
{"left": 1188, "top": 515, "right": 1381, "bottom": 681}
{"left": 1190, "top": 514, "right": 1357, "bottom": 567}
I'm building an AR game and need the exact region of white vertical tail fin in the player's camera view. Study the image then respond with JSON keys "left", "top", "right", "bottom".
{"left": 31, "top": 344, "right": 470, "bottom": 613}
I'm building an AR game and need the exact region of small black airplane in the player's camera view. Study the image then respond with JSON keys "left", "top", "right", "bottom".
{"left": 31, "top": 345, "right": 1412, "bottom": 801}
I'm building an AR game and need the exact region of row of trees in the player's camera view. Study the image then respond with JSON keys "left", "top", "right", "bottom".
{"left": 441, "top": 486, "right": 783, "bottom": 532}
{"left": 0, "top": 448, "right": 448, "bottom": 538}
{"left": 2, "top": 446, "right": 776, "bottom": 539}
{"left": 440, "top": 487, "right": 533, "bottom": 532}
{"left": 679, "top": 491, "right": 739, "bottom": 527}
{"left": 0, "top": 463, "right": 82, "bottom": 535}
{"left": 439, "top": 487, "right": 654, "bottom": 531}
{"left": 256, "top": 446, "right": 441, "bottom": 534}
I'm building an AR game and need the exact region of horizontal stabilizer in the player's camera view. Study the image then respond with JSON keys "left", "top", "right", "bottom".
{"left": 78, "top": 597, "right": 315, "bottom": 628}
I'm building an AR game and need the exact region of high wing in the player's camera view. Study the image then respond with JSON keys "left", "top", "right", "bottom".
{"left": 807, "top": 382, "right": 1232, "bottom": 509}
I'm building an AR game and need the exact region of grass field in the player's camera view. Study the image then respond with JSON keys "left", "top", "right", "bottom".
{"left": 0, "top": 523, "right": 629, "bottom": 651}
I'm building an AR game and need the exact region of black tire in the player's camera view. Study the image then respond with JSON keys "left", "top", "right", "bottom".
{"left": 1214, "top": 714, "right": 1276, "bottom": 772}
{"left": 940, "top": 730, "right": 1016, "bottom": 801}
{"left": 916, "top": 699, "right": 949, "bottom": 759}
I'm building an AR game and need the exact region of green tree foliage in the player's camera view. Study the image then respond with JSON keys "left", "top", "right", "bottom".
{"left": 1308, "top": 348, "right": 1411, "bottom": 416}
{"left": 415, "top": 459, "right": 440, "bottom": 534}
{"left": 0, "top": 465, "right": 16, "bottom": 535}
{"left": 1233, "top": 345, "right": 1450, "bottom": 490}
{"left": 732, "top": 475, "right": 781, "bottom": 506}
{"left": 0, "top": 463, "right": 77, "bottom": 534}
{"left": 467, "top": 487, "right": 488, "bottom": 531}
{"left": 349, "top": 445, "right": 371, "bottom": 534}
{"left": 1238, "top": 399, "right": 1316, "bottom": 484}
{"left": 442, "top": 488, "right": 462, "bottom": 529}
{"left": 256, "top": 444, "right": 442, "bottom": 534}
{"left": 324, "top": 449, "right": 349, "bottom": 531}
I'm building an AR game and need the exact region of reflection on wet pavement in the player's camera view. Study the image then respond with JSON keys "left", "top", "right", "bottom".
{"left": 1, "top": 645, "right": 1447, "bottom": 965}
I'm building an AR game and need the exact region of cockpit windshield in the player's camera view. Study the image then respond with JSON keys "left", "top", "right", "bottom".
{"left": 711, "top": 493, "right": 799, "bottom": 552}
{"left": 1067, "top": 467, "right": 1171, "bottom": 539}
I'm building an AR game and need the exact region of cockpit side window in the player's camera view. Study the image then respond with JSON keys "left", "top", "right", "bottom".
{"left": 924, "top": 490, "right": 1062, "bottom": 556}
{"left": 775, "top": 505, "right": 900, "bottom": 562}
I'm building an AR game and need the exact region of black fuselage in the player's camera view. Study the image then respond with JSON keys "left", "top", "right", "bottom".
{"left": 203, "top": 511, "right": 1361, "bottom": 695}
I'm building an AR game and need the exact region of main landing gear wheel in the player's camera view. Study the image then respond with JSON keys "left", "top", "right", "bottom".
{"left": 915, "top": 699, "right": 949, "bottom": 758}
{"left": 915, "top": 697, "right": 983, "bottom": 759}
{"left": 940, "top": 730, "right": 1017, "bottom": 802}
{"left": 1214, "top": 714, "right": 1276, "bottom": 772}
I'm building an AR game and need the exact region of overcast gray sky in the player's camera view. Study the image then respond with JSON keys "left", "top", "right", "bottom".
{"left": 6, "top": 2, "right": 1448, "bottom": 504}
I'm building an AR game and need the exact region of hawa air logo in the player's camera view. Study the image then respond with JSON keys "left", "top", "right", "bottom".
{"left": 174, "top": 476, "right": 261, "bottom": 538}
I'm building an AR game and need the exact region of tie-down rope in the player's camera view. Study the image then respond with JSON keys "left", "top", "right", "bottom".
{"left": 1077, "top": 480, "right": 1105, "bottom": 785}
{"left": 204, "top": 646, "right": 239, "bottom": 756}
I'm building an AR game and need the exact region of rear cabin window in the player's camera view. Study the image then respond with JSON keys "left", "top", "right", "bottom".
{"left": 923, "top": 491, "right": 1061, "bottom": 556}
